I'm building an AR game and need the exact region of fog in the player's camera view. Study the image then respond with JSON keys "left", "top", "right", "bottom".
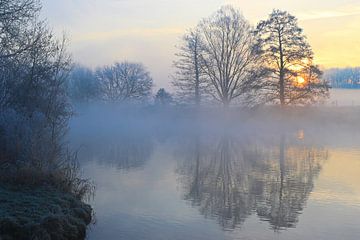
{"left": 2, "top": 1, "right": 360, "bottom": 239}
{"left": 66, "top": 103, "right": 360, "bottom": 240}
{"left": 69, "top": 103, "right": 360, "bottom": 155}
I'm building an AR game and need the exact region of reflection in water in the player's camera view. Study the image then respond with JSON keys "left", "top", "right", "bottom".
{"left": 177, "top": 133, "right": 328, "bottom": 230}
{"left": 178, "top": 136, "right": 258, "bottom": 229}
{"left": 257, "top": 135, "right": 328, "bottom": 230}
{"left": 76, "top": 134, "right": 154, "bottom": 170}
{"left": 69, "top": 107, "right": 360, "bottom": 240}
{"left": 101, "top": 137, "right": 154, "bottom": 170}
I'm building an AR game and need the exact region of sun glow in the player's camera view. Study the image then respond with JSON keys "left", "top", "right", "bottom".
{"left": 297, "top": 76, "right": 305, "bottom": 85}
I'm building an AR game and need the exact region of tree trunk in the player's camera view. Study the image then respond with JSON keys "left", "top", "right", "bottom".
{"left": 280, "top": 71, "right": 285, "bottom": 106}
{"left": 194, "top": 46, "right": 200, "bottom": 107}
{"left": 278, "top": 29, "right": 285, "bottom": 106}
{"left": 222, "top": 97, "right": 230, "bottom": 108}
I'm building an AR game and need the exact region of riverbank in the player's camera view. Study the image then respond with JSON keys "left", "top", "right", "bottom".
{"left": 0, "top": 184, "right": 92, "bottom": 240}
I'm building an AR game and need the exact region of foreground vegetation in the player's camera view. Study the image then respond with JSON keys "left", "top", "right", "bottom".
{"left": 0, "top": 1, "right": 93, "bottom": 238}
{"left": 0, "top": 185, "right": 92, "bottom": 240}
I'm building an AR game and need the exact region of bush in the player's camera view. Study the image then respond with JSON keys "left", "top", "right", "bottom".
{"left": 0, "top": 108, "right": 93, "bottom": 200}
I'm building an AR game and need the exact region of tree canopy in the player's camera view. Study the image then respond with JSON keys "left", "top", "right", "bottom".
{"left": 96, "top": 62, "right": 153, "bottom": 103}
{"left": 255, "top": 10, "right": 329, "bottom": 105}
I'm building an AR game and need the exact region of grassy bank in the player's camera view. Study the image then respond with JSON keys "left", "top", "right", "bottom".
{"left": 0, "top": 184, "right": 92, "bottom": 240}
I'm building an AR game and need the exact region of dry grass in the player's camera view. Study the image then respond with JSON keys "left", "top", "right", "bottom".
{"left": 0, "top": 150, "right": 94, "bottom": 201}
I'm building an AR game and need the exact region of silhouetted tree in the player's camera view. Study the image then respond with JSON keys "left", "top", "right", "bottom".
{"left": 255, "top": 10, "right": 329, "bottom": 105}
{"left": 0, "top": 0, "right": 40, "bottom": 108}
{"left": 324, "top": 67, "right": 360, "bottom": 88}
{"left": 0, "top": 1, "right": 96, "bottom": 210}
{"left": 67, "top": 66, "right": 100, "bottom": 103}
{"left": 0, "top": 0, "right": 40, "bottom": 60}
{"left": 5, "top": 27, "right": 71, "bottom": 139}
{"left": 154, "top": 88, "right": 173, "bottom": 106}
{"left": 96, "top": 62, "right": 153, "bottom": 103}
{"left": 172, "top": 30, "right": 208, "bottom": 106}
{"left": 198, "top": 6, "right": 266, "bottom": 107}
{"left": 0, "top": 0, "right": 76, "bottom": 174}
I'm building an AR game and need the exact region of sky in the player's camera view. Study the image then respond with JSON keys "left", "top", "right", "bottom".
{"left": 42, "top": 0, "right": 360, "bottom": 89}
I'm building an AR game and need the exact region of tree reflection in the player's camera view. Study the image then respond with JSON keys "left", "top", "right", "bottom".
{"left": 101, "top": 136, "right": 153, "bottom": 170}
{"left": 76, "top": 133, "right": 154, "bottom": 170}
{"left": 177, "top": 136, "right": 264, "bottom": 229}
{"left": 177, "top": 133, "right": 328, "bottom": 230}
{"left": 257, "top": 134, "right": 327, "bottom": 230}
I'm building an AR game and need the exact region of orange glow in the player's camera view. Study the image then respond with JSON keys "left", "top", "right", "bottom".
{"left": 297, "top": 76, "right": 305, "bottom": 85}
{"left": 297, "top": 129, "right": 305, "bottom": 140}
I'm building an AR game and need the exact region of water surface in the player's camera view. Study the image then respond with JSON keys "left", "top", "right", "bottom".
{"left": 70, "top": 106, "right": 360, "bottom": 240}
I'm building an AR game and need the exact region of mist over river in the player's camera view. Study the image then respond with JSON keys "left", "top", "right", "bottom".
{"left": 69, "top": 95, "right": 360, "bottom": 240}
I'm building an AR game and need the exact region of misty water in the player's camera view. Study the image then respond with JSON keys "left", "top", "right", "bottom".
{"left": 69, "top": 90, "right": 360, "bottom": 240}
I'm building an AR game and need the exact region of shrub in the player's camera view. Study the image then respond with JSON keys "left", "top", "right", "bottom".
{"left": 0, "top": 108, "right": 94, "bottom": 200}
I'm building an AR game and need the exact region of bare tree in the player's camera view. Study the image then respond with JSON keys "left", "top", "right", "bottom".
{"left": 154, "top": 88, "right": 173, "bottom": 106}
{"left": 255, "top": 10, "right": 329, "bottom": 106}
{"left": 2, "top": 26, "right": 72, "bottom": 168}
{"left": 0, "top": 0, "right": 75, "bottom": 173}
{"left": 67, "top": 65, "right": 100, "bottom": 103}
{"left": 0, "top": 0, "right": 93, "bottom": 209}
{"left": 0, "top": 1, "right": 72, "bottom": 133}
{"left": 172, "top": 30, "right": 208, "bottom": 106}
{"left": 0, "top": 0, "right": 41, "bottom": 60}
{"left": 96, "top": 62, "right": 153, "bottom": 103}
{"left": 0, "top": 0, "right": 40, "bottom": 108}
{"left": 198, "top": 6, "right": 266, "bottom": 107}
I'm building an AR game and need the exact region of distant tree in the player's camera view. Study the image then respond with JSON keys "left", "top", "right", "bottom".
{"left": 324, "top": 67, "right": 360, "bottom": 88}
{"left": 154, "top": 88, "right": 173, "bottom": 106}
{"left": 172, "top": 30, "right": 208, "bottom": 106}
{"left": 255, "top": 10, "right": 329, "bottom": 105}
{"left": 198, "top": 6, "right": 266, "bottom": 107}
{"left": 96, "top": 62, "right": 153, "bottom": 103}
{"left": 68, "top": 66, "right": 100, "bottom": 102}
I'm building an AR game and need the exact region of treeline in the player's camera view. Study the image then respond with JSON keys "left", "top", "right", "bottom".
{"left": 67, "top": 6, "right": 330, "bottom": 107}
{"left": 172, "top": 7, "right": 330, "bottom": 106}
{"left": 67, "top": 63, "right": 174, "bottom": 106}
{"left": 68, "top": 63, "right": 154, "bottom": 104}
{"left": 324, "top": 68, "right": 360, "bottom": 89}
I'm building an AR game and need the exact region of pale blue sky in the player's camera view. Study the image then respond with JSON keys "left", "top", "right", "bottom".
{"left": 42, "top": 0, "right": 360, "bottom": 89}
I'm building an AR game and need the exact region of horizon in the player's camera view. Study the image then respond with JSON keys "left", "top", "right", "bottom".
{"left": 42, "top": 0, "right": 360, "bottom": 89}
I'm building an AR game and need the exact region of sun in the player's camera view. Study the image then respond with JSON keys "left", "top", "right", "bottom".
{"left": 296, "top": 76, "right": 305, "bottom": 85}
